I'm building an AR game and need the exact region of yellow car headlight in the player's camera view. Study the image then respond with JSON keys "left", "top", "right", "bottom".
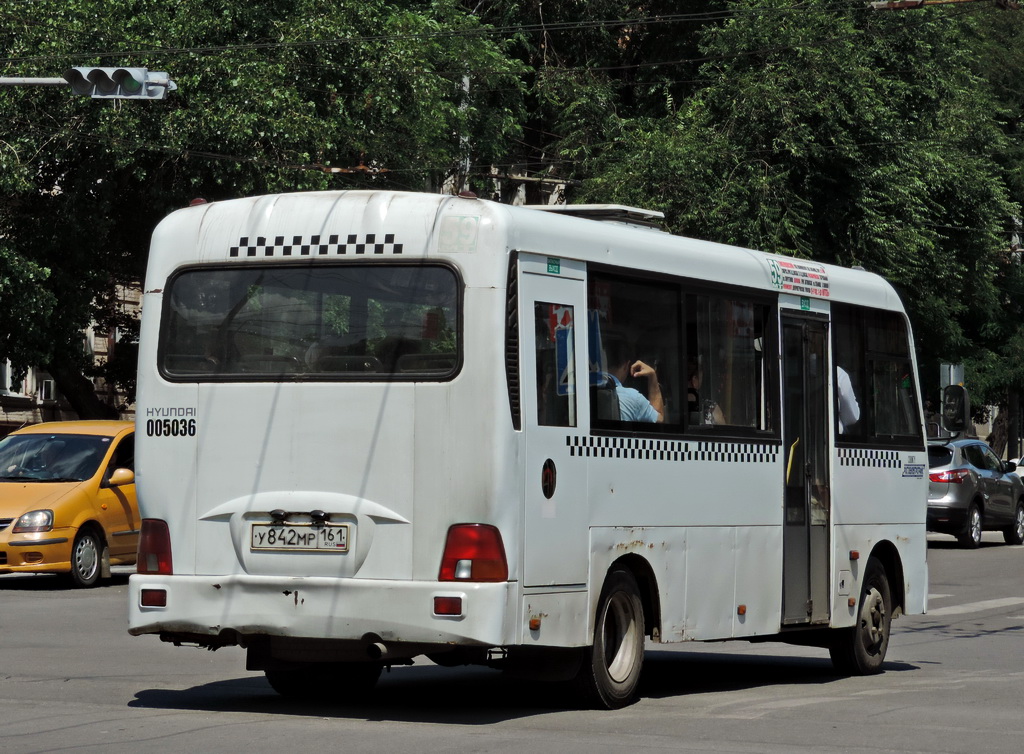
{"left": 12, "top": 509, "right": 54, "bottom": 533}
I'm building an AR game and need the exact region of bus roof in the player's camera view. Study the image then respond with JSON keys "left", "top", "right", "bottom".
{"left": 146, "top": 190, "right": 906, "bottom": 314}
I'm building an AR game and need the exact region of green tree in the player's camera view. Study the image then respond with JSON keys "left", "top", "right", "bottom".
{"left": 576, "top": 1, "right": 1018, "bottom": 377}
{"left": 472, "top": 1, "right": 726, "bottom": 201}
{"left": 0, "top": 0, "right": 524, "bottom": 416}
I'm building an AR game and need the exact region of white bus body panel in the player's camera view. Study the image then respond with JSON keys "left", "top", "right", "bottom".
{"left": 132, "top": 193, "right": 522, "bottom": 647}
{"left": 129, "top": 190, "right": 928, "bottom": 657}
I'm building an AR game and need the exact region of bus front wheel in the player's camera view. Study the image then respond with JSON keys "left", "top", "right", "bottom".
{"left": 829, "top": 556, "right": 891, "bottom": 676}
{"left": 575, "top": 568, "right": 645, "bottom": 709}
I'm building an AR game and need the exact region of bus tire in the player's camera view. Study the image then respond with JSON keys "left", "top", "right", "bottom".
{"left": 575, "top": 568, "right": 645, "bottom": 709}
{"left": 265, "top": 662, "right": 381, "bottom": 702}
{"left": 829, "top": 556, "right": 891, "bottom": 676}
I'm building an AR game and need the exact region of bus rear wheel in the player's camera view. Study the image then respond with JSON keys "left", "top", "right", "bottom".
{"left": 265, "top": 662, "right": 381, "bottom": 702}
{"left": 575, "top": 568, "right": 645, "bottom": 709}
{"left": 829, "top": 557, "right": 891, "bottom": 676}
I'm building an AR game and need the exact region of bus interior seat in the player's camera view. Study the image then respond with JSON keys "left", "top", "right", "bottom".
{"left": 591, "top": 383, "right": 621, "bottom": 421}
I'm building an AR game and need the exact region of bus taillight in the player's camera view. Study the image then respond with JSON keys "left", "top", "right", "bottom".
{"left": 438, "top": 524, "right": 508, "bottom": 582}
{"left": 137, "top": 518, "right": 173, "bottom": 575}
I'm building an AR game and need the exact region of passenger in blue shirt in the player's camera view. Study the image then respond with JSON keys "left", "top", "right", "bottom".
{"left": 603, "top": 345, "right": 664, "bottom": 424}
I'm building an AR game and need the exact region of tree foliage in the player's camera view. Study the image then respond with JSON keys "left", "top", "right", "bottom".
{"left": 3, "top": 0, "right": 1024, "bottom": 420}
{"left": 562, "top": 1, "right": 1021, "bottom": 406}
{"left": 0, "top": 0, "right": 525, "bottom": 415}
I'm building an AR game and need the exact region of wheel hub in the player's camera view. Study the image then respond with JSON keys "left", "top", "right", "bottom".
{"left": 604, "top": 592, "right": 641, "bottom": 683}
{"left": 75, "top": 537, "right": 99, "bottom": 579}
{"left": 860, "top": 586, "right": 887, "bottom": 653}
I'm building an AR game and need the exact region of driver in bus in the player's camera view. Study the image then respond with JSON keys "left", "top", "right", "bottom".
{"left": 604, "top": 338, "right": 665, "bottom": 423}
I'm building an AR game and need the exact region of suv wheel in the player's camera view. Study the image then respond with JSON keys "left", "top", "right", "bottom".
{"left": 1004, "top": 502, "right": 1024, "bottom": 546}
{"left": 959, "top": 503, "right": 983, "bottom": 549}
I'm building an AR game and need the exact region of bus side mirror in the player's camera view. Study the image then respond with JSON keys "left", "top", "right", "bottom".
{"left": 941, "top": 385, "right": 970, "bottom": 434}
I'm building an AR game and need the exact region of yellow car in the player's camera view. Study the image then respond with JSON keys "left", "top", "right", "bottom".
{"left": 0, "top": 420, "right": 137, "bottom": 587}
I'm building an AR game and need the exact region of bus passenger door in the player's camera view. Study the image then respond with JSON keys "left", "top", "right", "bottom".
{"left": 519, "top": 254, "right": 589, "bottom": 587}
{"left": 781, "top": 314, "right": 830, "bottom": 625}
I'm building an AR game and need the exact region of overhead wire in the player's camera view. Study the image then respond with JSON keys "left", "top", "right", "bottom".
{"left": 0, "top": 1, "right": 936, "bottom": 67}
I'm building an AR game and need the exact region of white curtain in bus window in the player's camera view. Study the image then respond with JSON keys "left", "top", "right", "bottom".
{"left": 534, "top": 302, "right": 576, "bottom": 427}
{"left": 689, "top": 295, "right": 771, "bottom": 430}
{"left": 160, "top": 265, "right": 458, "bottom": 380}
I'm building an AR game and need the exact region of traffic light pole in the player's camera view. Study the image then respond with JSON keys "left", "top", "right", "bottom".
{"left": 0, "top": 77, "right": 69, "bottom": 86}
{"left": 1, "top": 70, "right": 176, "bottom": 98}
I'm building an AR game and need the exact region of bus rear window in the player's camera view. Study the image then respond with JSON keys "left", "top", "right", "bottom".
{"left": 159, "top": 264, "right": 460, "bottom": 381}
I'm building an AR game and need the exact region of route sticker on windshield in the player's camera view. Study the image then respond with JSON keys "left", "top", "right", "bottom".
{"left": 764, "top": 257, "right": 829, "bottom": 298}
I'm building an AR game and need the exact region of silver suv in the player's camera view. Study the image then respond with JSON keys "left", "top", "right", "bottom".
{"left": 928, "top": 439, "right": 1024, "bottom": 548}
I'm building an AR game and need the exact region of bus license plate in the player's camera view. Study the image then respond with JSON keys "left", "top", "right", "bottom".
{"left": 251, "top": 523, "right": 348, "bottom": 552}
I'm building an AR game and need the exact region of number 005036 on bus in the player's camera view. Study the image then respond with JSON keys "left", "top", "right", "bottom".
{"left": 250, "top": 524, "right": 348, "bottom": 551}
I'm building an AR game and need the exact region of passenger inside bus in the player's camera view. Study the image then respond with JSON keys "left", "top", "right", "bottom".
{"left": 601, "top": 337, "right": 664, "bottom": 424}
{"left": 687, "top": 358, "right": 726, "bottom": 426}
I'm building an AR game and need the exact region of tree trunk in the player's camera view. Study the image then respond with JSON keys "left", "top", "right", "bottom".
{"left": 1008, "top": 390, "right": 1020, "bottom": 462}
{"left": 47, "top": 360, "right": 119, "bottom": 420}
{"left": 987, "top": 402, "right": 1008, "bottom": 458}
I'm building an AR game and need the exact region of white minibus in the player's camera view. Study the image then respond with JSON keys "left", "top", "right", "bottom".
{"left": 128, "top": 190, "right": 928, "bottom": 708}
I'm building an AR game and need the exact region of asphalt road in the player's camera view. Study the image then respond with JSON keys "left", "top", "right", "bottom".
{"left": 2, "top": 533, "right": 1023, "bottom": 754}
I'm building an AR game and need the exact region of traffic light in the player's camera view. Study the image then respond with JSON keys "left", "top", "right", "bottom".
{"left": 63, "top": 67, "right": 177, "bottom": 99}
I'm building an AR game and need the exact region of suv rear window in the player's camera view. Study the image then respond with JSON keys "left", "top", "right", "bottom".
{"left": 927, "top": 446, "right": 953, "bottom": 466}
{"left": 159, "top": 263, "right": 460, "bottom": 381}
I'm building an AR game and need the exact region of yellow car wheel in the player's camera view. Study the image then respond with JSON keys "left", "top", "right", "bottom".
{"left": 69, "top": 529, "right": 103, "bottom": 588}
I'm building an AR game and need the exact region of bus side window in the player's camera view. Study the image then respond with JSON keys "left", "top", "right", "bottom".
{"left": 535, "top": 302, "right": 577, "bottom": 427}
{"left": 687, "top": 295, "right": 772, "bottom": 431}
{"left": 587, "top": 272, "right": 681, "bottom": 429}
{"left": 832, "top": 304, "right": 922, "bottom": 444}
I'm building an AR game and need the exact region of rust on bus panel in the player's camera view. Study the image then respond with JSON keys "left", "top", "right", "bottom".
{"left": 614, "top": 539, "right": 660, "bottom": 550}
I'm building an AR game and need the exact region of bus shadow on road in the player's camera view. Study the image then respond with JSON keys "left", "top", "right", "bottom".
{"left": 639, "top": 649, "right": 916, "bottom": 700}
{"left": 130, "top": 664, "right": 569, "bottom": 723}
{"left": 129, "top": 650, "right": 918, "bottom": 721}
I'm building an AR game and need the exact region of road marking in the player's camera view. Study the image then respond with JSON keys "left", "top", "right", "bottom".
{"left": 926, "top": 597, "right": 1024, "bottom": 616}
{"left": 928, "top": 593, "right": 953, "bottom": 600}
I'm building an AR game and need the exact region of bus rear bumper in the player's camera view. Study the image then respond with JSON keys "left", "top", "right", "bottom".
{"left": 128, "top": 573, "right": 517, "bottom": 650}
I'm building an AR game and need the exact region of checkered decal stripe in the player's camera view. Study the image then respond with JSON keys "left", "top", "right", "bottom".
{"left": 229, "top": 234, "right": 403, "bottom": 258}
{"left": 567, "top": 436, "right": 778, "bottom": 463}
{"left": 837, "top": 448, "right": 902, "bottom": 468}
